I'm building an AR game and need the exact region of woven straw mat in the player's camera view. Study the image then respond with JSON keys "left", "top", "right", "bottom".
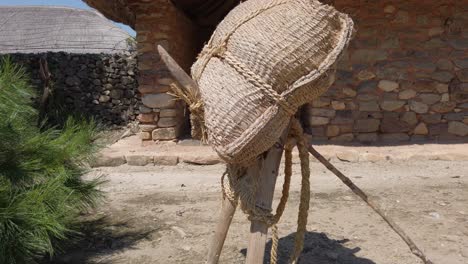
{"left": 191, "top": 0, "right": 354, "bottom": 165}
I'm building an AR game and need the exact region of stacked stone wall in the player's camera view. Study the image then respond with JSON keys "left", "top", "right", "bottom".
{"left": 3, "top": 52, "right": 139, "bottom": 126}
{"left": 304, "top": 0, "right": 468, "bottom": 142}
{"left": 131, "top": 0, "right": 199, "bottom": 141}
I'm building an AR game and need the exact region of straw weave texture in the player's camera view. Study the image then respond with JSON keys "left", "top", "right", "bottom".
{"left": 191, "top": 0, "right": 354, "bottom": 165}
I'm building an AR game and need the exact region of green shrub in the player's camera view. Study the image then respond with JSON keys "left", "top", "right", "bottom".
{"left": 0, "top": 57, "right": 103, "bottom": 263}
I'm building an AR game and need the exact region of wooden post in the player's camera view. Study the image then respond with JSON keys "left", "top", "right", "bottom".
{"left": 245, "top": 127, "right": 290, "bottom": 264}
{"left": 206, "top": 197, "right": 237, "bottom": 264}
{"left": 206, "top": 163, "right": 262, "bottom": 264}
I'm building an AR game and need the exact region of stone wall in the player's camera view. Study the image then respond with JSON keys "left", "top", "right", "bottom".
{"left": 131, "top": 0, "right": 199, "bottom": 141}
{"left": 4, "top": 52, "right": 139, "bottom": 126}
{"left": 303, "top": 0, "right": 468, "bottom": 143}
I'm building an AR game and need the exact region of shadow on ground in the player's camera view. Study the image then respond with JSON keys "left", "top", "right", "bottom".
{"left": 42, "top": 216, "right": 156, "bottom": 264}
{"left": 241, "top": 231, "right": 375, "bottom": 264}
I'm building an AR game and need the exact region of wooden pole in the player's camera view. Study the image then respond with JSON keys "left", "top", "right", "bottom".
{"left": 307, "top": 144, "right": 433, "bottom": 264}
{"left": 245, "top": 127, "right": 290, "bottom": 264}
{"left": 206, "top": 197, "right": 237, "bottom": 264}
{"left": 206, "top": 163, "right": 262, "bottom": 264}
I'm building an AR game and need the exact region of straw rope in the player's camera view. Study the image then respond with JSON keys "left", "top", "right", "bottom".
{"left": 222, "top": 51, "right": 296, "bottom": 116}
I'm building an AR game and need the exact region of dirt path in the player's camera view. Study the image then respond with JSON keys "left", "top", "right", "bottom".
{"left": 52, "top": 159, "right": 467, "bottom": 264}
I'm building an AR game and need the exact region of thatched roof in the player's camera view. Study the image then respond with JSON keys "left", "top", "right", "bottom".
{"left": 0, "top": 6, "right": 133, "bottom": 54}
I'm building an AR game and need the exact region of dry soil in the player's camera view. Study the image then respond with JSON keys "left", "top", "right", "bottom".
{"left": 51, "top": 159, "right": 468, "bottom": 264}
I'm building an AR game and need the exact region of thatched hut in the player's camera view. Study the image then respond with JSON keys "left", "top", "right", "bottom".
{"left": 0, "top": 6, "right": 139, "bottom": 125}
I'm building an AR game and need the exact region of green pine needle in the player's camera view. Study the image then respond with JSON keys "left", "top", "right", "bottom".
{"left": 0, "top": 56, "right": 104, "bottom": 263}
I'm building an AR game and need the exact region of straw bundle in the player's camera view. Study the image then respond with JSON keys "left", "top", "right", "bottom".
{"left": 191, "top": 0, "right": 354, "bottom": 165}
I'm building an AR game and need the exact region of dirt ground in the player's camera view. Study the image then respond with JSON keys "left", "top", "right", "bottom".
{"left": 50, "top": 159, "right": 467, "bottom": 264}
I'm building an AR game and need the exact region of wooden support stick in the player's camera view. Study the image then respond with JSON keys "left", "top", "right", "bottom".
{"left": 245, "top": 128, "right": 290, "bottom": 264}
{"left": 206, "top": 164, "right": 262, "bottom": 264}
{"left": 206, "top": 197, "right": 237, "bottom": 264}
{"left": 307, "top": 144, "right": 433, "bottom": 264}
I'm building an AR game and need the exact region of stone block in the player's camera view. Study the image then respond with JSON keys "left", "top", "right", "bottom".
{"left": 383, "top": 5, "right": 396, "bottom": 13}
{"left": 381, "top": 116, "right": 410, "bottom": 133}
{"left": 140, "top": 124, "right": 157, "bottom": 132}
{"left": 448, "top": 121, "right": 468, "bottom": 136}
{"left": 401, "top": 112, "right": 418, "bottom": 126}
{"left": 359, "top": 101, "right": 380, "bottom": 112}
{"left": 309, "top": 116, "right": 329, "bottom": 126}
{"left": 380, "top": 100, "right": 405, "bottom": 111}
{"left": 436, "top": 58, "right": 453, "bottom": 70}
{"left": 153, "top": 155, "right": 179, "bottom": 166}
{"left": 453, "top": 59, "right": 468, "bottom": 69}
{"left": 357, "top": 80, "right": 378, "bottom": 93}
{"left": 140, "top": 131, "right": 151, "bottom": 140}
{"left": 357, "top": 93, "right": 379, "bottom": 102}
{"left": 419, "top": 94, "right": 441, "bottom": 105}
{"left": 138, "top": 113, "right": 154, "bottom": 123}
{"left": 399, "top": 89, "right": 416, "bottom": 100}
{"left": 456, "top": 69, "right": 468, "bottom": 82}
{"left": 138, "top": 84, "right": 171, "bottom": 94}
{"left": 310, "top": 126, "right": 325, "bottom": 137}
{"left": 415, "top": 61, "right": 437, "bottom": 72}
{"left": 99, "top": 95, "right": 110, "bottom": 103}
{"left": 392, "top": 10, "right": 409, "bottom": 23}
{"left": 326, "top": 125, "right": 340, "bottom": 137}
{"left": 431, "top": 71, "right": 454, "bottom": 83}
{"left": 181, "top": 154, "right": 222, "bottom": 165}
{"left": 330, "top": 133, "right": 354, "bottom": 142}
{"left": 444, "top": 113, "right": 466, "bottom": 121}
{"left": 142, "top": 93, "right": 177, "bottom": 108}
{"left": 357, "top": 133, "right": 378, "bottom": 143}
{"left": 331, "top": 101, "right": 346, "bottom": 110}
{"left": 139, "top": 105, "right": 152, "bottom": 114}
{"left": 409, "top": 101, "right": 429, "bottom": 114}
{"left": 359, "top": 112, "right": 382, "bottom": 119}
{"left": 152, "top": 127, "right": 178, "bottom": 140}
{"left": 354, "top": 119, "right": 380, "bottom": 133}
{"left": 435, "top": 83, "right": 449, "bottom": 93}
{"left": 381, "top": 36, "right": 399, "bottom": 49}
{"left": 428, "top": 124, "right": 448, "bottom": 136}
{"left": 356, "top": 70, "right": 376, "bottom": 81}
{"left": 160, "top": 109, "right": 179, "bottom": 118}
{"left": 431, "top": 102, "right": 456, "bottom": 113}
{"left": 377, "top": 80, "right": 399, "bottom": 92}
{"left": 351, "top": 49, "right": 387, "bottom": 64}
{"left": 343, "top": 87, "right": 357, "bottom": 97}
{"left": 448, "top": 39, "right": 468, "bottom": 50}
{"left": 413, "top": 123, "right": 429, "bottom": 135}
{"left": 410, "top": 135, "right": 428, "bottom": 142}
{"left": 381, "top": 133, "right": 409, "bottom": 142}
{"left": 402, "top": 80, "right": 444, "bottom": 93}
{"left": 421, "top": 114, "right": 441, "bottom": 124}
{"left": 90, "top": 153, "right": 126, "bottom": 167}
{"left": 311, "top": 98, "right": 331, "bottom": 107}
{"left": 126, "top": 155, "right": 153, "bottom": 166}
{"left": 423, "top": 38, "right": 445, "bottom": 49}
{"left": 110, "top": 89, "right": 123, "bottom": 99}
{"left": 308, "top": 108, "right": 336, "bottom": 117}
{"left": 158, "top": 117, "right": 181, "bottom": 128}
{"left": 441, "top": 93, "right": 450, "bottom": 102}
{"left": 429, "top": 27, "right": 445, "bottom": 37}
